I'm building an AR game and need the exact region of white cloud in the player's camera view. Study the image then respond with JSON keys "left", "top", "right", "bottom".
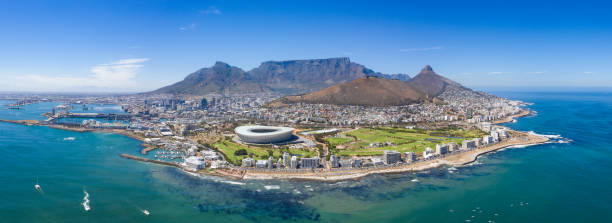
{"left": 200, "top": 6, "right": 221, "bottom": 15}
{"left": 179, "top": 23, "right": 197, "bottom": 31}
{"left": 584, "top": 71, "right": 593, "bottom": 74}
{"left": 489, "top": 71, "right": 504, "bottom": 75}
{"left": 13, "top": 58, "right": 149, "bottom": 92}
{"left": 399, "top": 46, "right": 444, "bottom": 52}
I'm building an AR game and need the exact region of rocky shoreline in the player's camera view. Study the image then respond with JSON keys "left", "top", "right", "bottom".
{"left": 239, "top": 131, "right": 549, "bottom": 181}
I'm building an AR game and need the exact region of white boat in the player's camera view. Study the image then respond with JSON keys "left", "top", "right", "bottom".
{"left": 142, "top": 210, "right": 150, "bottom": 216}
{"left": 34, "top": 177, "right": 43, "bottom": 193}
{"left": 63, "top": 137, "right": 76, "bottom": 141}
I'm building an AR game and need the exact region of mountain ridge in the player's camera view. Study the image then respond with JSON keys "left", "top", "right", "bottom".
{"left": 150, "top": 57, "right": 411, "bottom": 95}
{"left": 269, "top": 65, "right": 474, "bottom": 106}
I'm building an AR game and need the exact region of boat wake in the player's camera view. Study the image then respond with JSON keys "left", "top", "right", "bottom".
{"left": 82, "top": 190, "right": 90, "bottom": 212}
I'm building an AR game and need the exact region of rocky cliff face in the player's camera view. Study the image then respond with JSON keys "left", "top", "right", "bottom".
{"left": 151, "top": 57, "right": 410, "bottom": 95}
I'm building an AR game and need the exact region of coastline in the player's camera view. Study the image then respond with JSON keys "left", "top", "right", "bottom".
{"left": 0, "top": 116, "right": 550, "bottom": 182}
{"left": 492, "top": 109, "right": 531, "bottom": 124}
{"left": 240, "top": 130, "right": 548, "bottom": 181}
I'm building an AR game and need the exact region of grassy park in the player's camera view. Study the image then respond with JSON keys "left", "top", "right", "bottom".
{"left": 326, "top": 127, "right": 486, "bottom": 156}
{"left": 211, "top": 140, "right": 317, "bottom": 165}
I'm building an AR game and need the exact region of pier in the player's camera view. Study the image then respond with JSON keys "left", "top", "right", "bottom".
{"left": 58, "top": 113, "right": 133, "bottom": 120}
{"left": 119, "top": 154, "right": 196, "bottom": 173}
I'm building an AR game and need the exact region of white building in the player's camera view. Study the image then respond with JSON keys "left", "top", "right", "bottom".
{"left": 290, "top": 156, "right": 298, "bottom": 169}
{"left": 423, "top": 147, "right": 435, "bottom": 159}
{"left": 242, "top": 157, "right": 254, "bottom": 167}
{"left": 462, "top": 140, "right": 476, "bottom": 150}
{"left": 405, "top": 151, "right": 416, "bottom": 163}
{"left": 184, "top": 156, "right": 206, "bottom": 170}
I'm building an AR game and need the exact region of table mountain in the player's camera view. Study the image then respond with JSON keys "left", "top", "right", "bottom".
{"left": 150, "top": 57, "right": 410, "bottom": 95}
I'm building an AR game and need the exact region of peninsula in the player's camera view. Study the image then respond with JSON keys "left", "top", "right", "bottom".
{"left": 0, "top": 59, "right": 550, "bottom": 182}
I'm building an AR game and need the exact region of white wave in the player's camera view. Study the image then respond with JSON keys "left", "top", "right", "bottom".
{"left": 82, "top": 190, "right": 90, "bottom": 211}
{"left": 557, "top": 139, "right": 572, "bottom": 144}
{"left": 264, "top": 185, "right": 280, "bottom": 190}
{"left": 63, "top": 137, "right": 76, "bottom": 141}
{"left": 411, "top": 178, "right": 419, "bottom": 182}
{"left": 527, "top": 131, "right": 561, "bottom": 139}
{"left": 293, "top": 189, "right": 301, "bottom": 194}
{"left": 506, "top": 143, "right": 539, "bottom": 149}
{"left": 220, "top": 180, "right": 245, "bottom": 186}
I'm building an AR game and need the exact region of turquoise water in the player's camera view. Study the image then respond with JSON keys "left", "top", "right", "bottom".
{"left": 0, "top": 92, "right": 611, "bottom": 222}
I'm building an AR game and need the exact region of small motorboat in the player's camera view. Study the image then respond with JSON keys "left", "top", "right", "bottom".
{"left": 142, "top": 209, "right": 150, "bottom": 216}
{"left": 35, "top": 177, "right": 42, "bottom": 193}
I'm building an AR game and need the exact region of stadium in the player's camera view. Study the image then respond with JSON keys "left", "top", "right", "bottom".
{"left": 234, "top": 125, "right": 296, "bottom": 144}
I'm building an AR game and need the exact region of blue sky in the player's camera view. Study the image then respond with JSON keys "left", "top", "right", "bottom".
{"left": 1, "top": 0, "right": 611, "bottom": 92}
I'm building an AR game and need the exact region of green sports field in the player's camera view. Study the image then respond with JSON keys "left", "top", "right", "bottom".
{"left": 211, "top": 140, "right": 317, "bottom": 165}
{"left": 328, "top": 127, "right": 486, "bottom": 156}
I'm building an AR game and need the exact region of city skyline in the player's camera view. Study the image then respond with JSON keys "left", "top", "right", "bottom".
{"left": 1, "top": 0, "right": 611, "bottom": 92}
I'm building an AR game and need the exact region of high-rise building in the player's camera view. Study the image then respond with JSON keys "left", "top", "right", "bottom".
{"left": 383, "top": 150, "right": 401, "bottom": 165}
{"left": 448, "top": 142, "right": 459, "bottom": 152}
{"left": 290, "top": 156, "right": 298, "bottom": 169}
{"left": 277, "top": 158, "right": 283, "bottom": 168}
{"left": 436, "top": 144, "right": 450, "bottom": 156}
{"left": 268, "top": 156, "right": 274, "bottom": 169}
{"left": 404, "top": 152, "right": 416, "bottom": 163}
{"left": 200, "top": 98, "right": 208, "bottom": 110}
{"left": 283, "top": 152, "right": 291, "bottom": 167}
{"left": 330, "top": 155, "right": 340, "bottom": 168}
{"left": 462, "top": 140, "right": 476, "bottom": 150}
{"left": 301, "top": 157, "right": 320, "bottom": 169}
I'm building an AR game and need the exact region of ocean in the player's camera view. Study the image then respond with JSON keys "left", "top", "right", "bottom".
{"left": 0, "top": 91, "right": 610, "bottom": 223}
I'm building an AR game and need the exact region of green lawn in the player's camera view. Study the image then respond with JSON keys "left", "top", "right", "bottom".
{"left": 332, "top": 127, "right": 486, "bottom": 156}
{"left": 326, "top": 137, "right": 353, "bottom": 148}
{"left": 211, "top": 140, "right": 317, "bottom": 165}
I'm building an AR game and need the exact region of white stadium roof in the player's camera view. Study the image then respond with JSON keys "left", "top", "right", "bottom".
{"left": 235, "top": 125, "right": 295, "bottom": 144}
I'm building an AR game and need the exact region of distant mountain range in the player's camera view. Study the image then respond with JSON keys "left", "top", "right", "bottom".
{"left": 269, "top": 65, "right": 472, "bottom": 106}
{"left": 150, "top": 57, "right": 411, "bottom": 95}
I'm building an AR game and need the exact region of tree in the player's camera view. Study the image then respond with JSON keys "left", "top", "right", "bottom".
{"left": 234, "top": 149, "right": 248, "bottom": 156}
